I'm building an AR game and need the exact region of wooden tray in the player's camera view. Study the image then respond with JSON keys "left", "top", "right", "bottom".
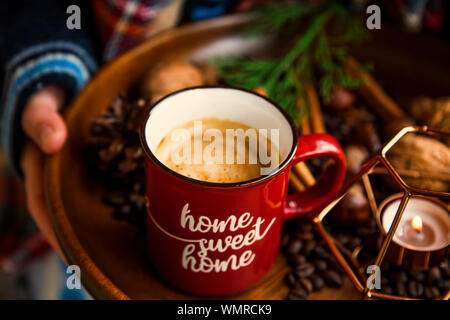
{"left": 44, "top": 14, "right": 450, "bottom": 300}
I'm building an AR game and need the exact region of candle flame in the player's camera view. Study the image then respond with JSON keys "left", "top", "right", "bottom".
{"left": 411, "top": 215, "right": 423, "bottom": 232}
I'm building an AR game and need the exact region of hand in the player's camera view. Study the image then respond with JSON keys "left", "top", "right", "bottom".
{"left": 20, "top": 85, "right": 67, "bottom": 255}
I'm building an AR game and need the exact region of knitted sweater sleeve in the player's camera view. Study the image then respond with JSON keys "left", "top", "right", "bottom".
{"left": 0, "top": 0, "right": 99, "bottom": 175}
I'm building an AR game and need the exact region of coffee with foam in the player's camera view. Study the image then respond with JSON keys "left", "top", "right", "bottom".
{"left": 155, "top": 118, "right": 280, "bottom": 183}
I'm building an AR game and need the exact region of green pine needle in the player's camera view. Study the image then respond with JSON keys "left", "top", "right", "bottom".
{"left": 212, "top": 1, "right": 369, "bottom": 121}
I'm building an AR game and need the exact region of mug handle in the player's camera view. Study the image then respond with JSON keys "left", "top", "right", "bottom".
{"left": 284, "top": 133, "right": 346, "bottom": 220}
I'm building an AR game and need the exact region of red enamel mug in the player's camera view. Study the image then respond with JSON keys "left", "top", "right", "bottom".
{"left": 140, "top": 87, "right": 346, "bottom": 296}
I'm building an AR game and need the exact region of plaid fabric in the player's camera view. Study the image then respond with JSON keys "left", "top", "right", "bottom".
{"left": 93, "top": 0, "right": 261, "bottom": 60}
{"left": 94, "top": 0, "right": 176, "bottom": 60}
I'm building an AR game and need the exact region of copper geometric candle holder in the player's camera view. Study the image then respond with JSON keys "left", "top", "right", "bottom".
{"left": 375, "top": 193, "right": 449, "bottom": 271}
{"left": 310, "top": 126, "right": 450, "bottom": 300}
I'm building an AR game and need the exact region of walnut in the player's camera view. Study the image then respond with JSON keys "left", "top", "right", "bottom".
{"left": 386, "top": 134, "right": 450, "bottom": 192}
{"left": 141, "top": 61, "right": 205, "bottom": 103}
{"left": 409, "top": 97, "right": 450, "bottom": 145}
{"left": 197, "top": 63, "right": 220, "bottom": 85}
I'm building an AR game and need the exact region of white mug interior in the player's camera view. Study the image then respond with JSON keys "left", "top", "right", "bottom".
{"left": 144, "top": 87, "right": 295, "bottom": 178}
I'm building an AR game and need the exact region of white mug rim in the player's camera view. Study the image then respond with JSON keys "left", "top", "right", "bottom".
{"left": 140, "top": 86, "right": 299, "bottom": 188}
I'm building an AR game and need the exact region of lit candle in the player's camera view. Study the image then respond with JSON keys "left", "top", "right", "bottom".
{"left": 380, "top": 196, "right": 449, "bottom": 252}
{"left": 411, "top": 216, "right": 422, "bottom": 232}
{"left": 397, "top": 215, "right": 427, "bottom": 246}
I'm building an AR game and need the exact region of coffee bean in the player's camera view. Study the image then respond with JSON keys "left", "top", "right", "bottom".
{"left": 327, "top": 258, "right": 343, "bottom": 273}
{"left": 378, "top": 261, "right": 450, "bottom": 299}
{"left": 286, "top": 292, "right": 304, "bottom": 300}
{"left": 296, "top": 232, "right": 314, "bottom": 241}
{"left": 118, "top": 158, "right": 137, "bottom": 173}
{"left": 132, "top": 182, "right": 143, "bottom": 193}
{"left": 129, "top": 192, "right": 144, "bottom": 203}
{"left": 391, "top": 270, "right": 408, "bottom": 283}
{"left": 285, "top": 272, "right": 297, "bottom": 288}
{"left": 120, "top": 204, "right": 132, "bottom": 214}
{"left": 302, "top": 240, "right": 316, "bottom": 256}
{"left": 323, "top": 270, "right": 343, "bottom": 288}
{"left": 416, "top": 282, "right": 424, "bottom": 297}
{"left": 381, "top": 262, "right": 391, "bottom": 273}
{"left": 298, "top": 278, "right": 314, "bottom": 293}
{"left": 281, "top": 233, "right": 289, "bottom": 248}
{"left": 310, "top": 274, "right": 325, "bottom": 290}
{"left": 98, "top": 148, "right": 117, "bottom": 163}
{"left": 296, "top": 263, "right": 315, "bottom": 278}
{"left": 113, "top": 204, "right": 133, "bottom": 220}
{"left": 290, "top": 254, "right": 307, "bottom": 266}
{"left": 395, "top": 282, "right": 407, "bottom": 297}
{"left": 297, "top": 222, "right": 313, "bottom": 233}
{"left": 424, "top": 286, "right": 440, "bottom": 299}
{"left": 125, "top": 146, "right": 143, "bottom": 159}
{"left": 290, "top": 286, "right": 308, "bottom": 299}
{"left": 356, "top": 226, "right": 374, "bottom": 237}
{"left": 441, "top": 260, "right": 450, "bottom": 278}
{"left": 312, "top": 259, "right": 327, "bottom": 272}
{"left": 335, "top": 234, "right": 350, "bottom": 246}
{"left": 105, "top": 192, "right": 126, "bottom": 205}
{"left": 313, "top": 246, "right": 331, "bottom": 260}
{"left": 427, "top": 267, "right": 441, "bottom": 284}
{"left": 367, "top": 218, "right": 377, "bottom": 228}
{"left": 286, "top": 239, "right": 303, "bottom": 256}
{"left": 382, "top": 285, "right": 393, "bottom": 295}
{"left": 407, "top": 281, "right": 419, "bottom": 298}
{"left": 291, "top": 231, "right": 302, "bottom": 240}
{"left": 409, "top": 271, "right": 425, "bottom": 282}
{"left": 347, "top": 237, "right": 362, "bottom": 250}
{"left": 132, "top": 196, "right": 145, "bottom": 211}
{"left": 436, "top": 279, "right": 449, "bottom": 291}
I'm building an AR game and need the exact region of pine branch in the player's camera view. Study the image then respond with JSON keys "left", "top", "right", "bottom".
{"left": 213, "top": 1, "right": 368, "bottom": 121}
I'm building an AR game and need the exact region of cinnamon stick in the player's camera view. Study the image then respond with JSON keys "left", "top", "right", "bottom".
{"left": 294, "top": 162, "right": 316, "bottom": 187}
{"left": 253, "top": 87, "right": 318, "bottom": 190}
{"left": 290, "top": 171, "right": 306, "bottom": 192}
{"left": 293, "top": 96, "right": 318, "bottom": 187}
{"left": 306, "top": 83, "right": 326, "bottom": 134}
{"left": 253, "top": 86, "right": 268, "bottom": 97}
{"left": 300, "top": 113, "right": 312, "bottom": 136}
{"left": 346, "top": 58, "right": 406, "bottom": 121}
